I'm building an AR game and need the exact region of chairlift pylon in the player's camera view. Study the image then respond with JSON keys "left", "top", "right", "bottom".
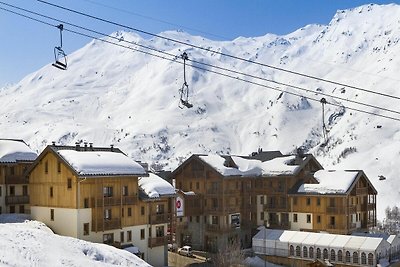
{"left": 178, "top": 52, "right": 193, "bottom": 109}
{"left": 52, "top": 24, "right": 67, "bottom": 70}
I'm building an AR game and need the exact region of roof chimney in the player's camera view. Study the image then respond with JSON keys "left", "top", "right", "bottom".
{"left": 52, "top": 141, "right": 56, "bottom": 146}
{"left": 110, "top": 144, "right": 114, "bottom": 152}
{"left": 84, "top": 142, "right": 88, "bottom": 151}
{"left": 75, "top": 142, "right": 80, "bottom": 151}
{"left": 89, "top": 142, "right": 93, "bottom": 150}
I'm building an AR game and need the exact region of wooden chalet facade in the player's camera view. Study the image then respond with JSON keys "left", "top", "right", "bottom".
{"left": 28, "top": 143, "right": 173, "bottom": 267}
{"left": 288, "top": 170, "right": 377, "bottom": 235}
{"left": 171, "top": 151, "right": 323, "bottom": 252}
{"left": 0, "top": 139, "right": 37, "bottom": 215}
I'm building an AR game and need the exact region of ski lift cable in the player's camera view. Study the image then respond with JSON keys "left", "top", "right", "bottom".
{"left": 1, "top": 5, "right": 400, "bottom": 122}
{"left": 36, "top": 0, "right": 400, "bottom": 101}
{"left": 2, "top": 1, "right": 400, "bottom": 116}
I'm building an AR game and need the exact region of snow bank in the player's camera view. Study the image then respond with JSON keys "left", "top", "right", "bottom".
{"left": 58, "top": 150, "right": 146, "bottom": 176}
{"left": 0, "top": 219, "right": 151, "bottom": 266}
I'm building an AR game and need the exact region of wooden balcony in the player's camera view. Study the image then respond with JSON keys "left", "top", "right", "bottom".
{"left": 367, "top": 203, "right": 376, "bottom": 210}
{"left": 327, "top": 223, "right": 346, "bottom": 230}
{"left": 148, "top": 235, "right": 169, "bottom": 248}
{"left": 92, "top": 218, "right": 121, "bottom": 232}
{"left": 268, "top": 221, "right": 291, "bottom": 230}
{"left": 206, "top": 188, "right": 220, "bottom": 195}
{"left": 263, "top": 203, "right": 288, "bottom": 212}
{"left": 205, "top": 224, "right": 238, "bottom": 233}
{"left": 5, "top": 175, "right": 28, "bottom": 184}
{"left": 94, "top": 196, "right": 137, "bottom": 207}
{"left": 326, "top": 206, "right": 357, "bottom": 214}
{"left": 149, "top": 213, "right": 171, "bottom": 224}
{"left": 5, "top": 195, "right": 29, "bottom": 205}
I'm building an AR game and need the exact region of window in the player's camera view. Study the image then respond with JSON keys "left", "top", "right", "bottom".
{"left": 303, "top": 246, "right": 308, "bottom": 258}
{"left": 156, "top": 204, "right": 164, "bottom": 214}
{"left": 338, "top": 250, "right": 343, "bottom": 262}
{"left": 128, "top": 207, "right": 132, "bottom": 217}
{"left": 10, "top": 206, "right": 15, "bottom": 213}
{"left": 296, "top": 246, "right": 301, "bottom": 257}
{"left": 330, "top": 249, "right": 336, "bottom": 261}
{"left": 368, "top": 253, "right": 374, "bottom": 265}
{"left": 329, "top": 198, "right": 335, "bottom": 207}
{"left": 309, "top": 247, "right": 314, "bottom": 258}
{"left": 317, "top": 198, "right": 321, "bottom": 206}
{"left": 211, "top": 216, "right": 218, "bottom": 225}
{"left": 323, "top": 249, "right": 328, "bottom": 259}
{"left": 0, "top": 186, "right": 2, "bottom": 197}
{"left": 316, "top": 248, "right": 321, "bottom": 259}
{"left": 50, "top": 209, "right": 54, "bottom": 221}
{"left": 127, "top": 230, "right": 132, "bottom": 242}
{"left": 361, "top": 252, "right": 367, "bottom": 264}
{"left": 103, "top": 186, "right": 112, "bottom": 197}
{"left": 317, "top": 215, "right": 321, "bottom": 223}
{"left": 10, "top": 186, "right": 15, "bottom": 196}
{"left": 141, "top": 206, "right": 145, "bottom": 215}
{"left": 353, "top": 252, "right": 359, "bottom": 264}
{"left": 196, "top": 216, "right": 200, "bottom": 223}
{"left": 330, "top": 216, "right": 335, "bottom": 226}
{"left": 306, "top": 197, "right": 311, "bottom": 205}
{"left": 293, "top": 214, "right": 298, "bottom": 223}
{"left": 23, "top": 185, "right": 28, "bottom": 196}
{"left": 104, "top": 209, "right": 111, "bottom": 220}
{"left": 19, "top": 205, "right": 24, "bottom": 213}
{"left": 196, "top": 182, "right": 199, "bottom": 190}
{"left": 0, "top": 206, "right": 2, "bottom": 214}
{"left": 307, "top": 214, "right": 311, "bottom": 223}
{"left": 293, "top": 197, "right": 297, "bottom": 205}
{"left": 140, "top": 229, "right": 145, "bottom": 240}
{"left": 345, "top": 251, "right": 351, "bottom": 263}
{"left": 289, "top": 245, "right": 294, "bottom": 256}
{"left": 189, "top": 216, "right": 193, "bottom": 222}
{"left": 155, "top": 226, "right": 164, "bottom": 237}
{"left": 10, "top": 166, "right": 15, "bottom": 175}
{"left": 45, "top": 161, "right": 48, "bottom": 174}
{"left": 84, "top": 198, "right": 89, "bottom": 208}
{"left": 50, "top": 187, "right": 53, "bottom": 197}
{"left": 67, "top": 178, "right": 72, "bottom": 189}
{"left": 120, "top": 232, "right": 124, "bottom": 243}
{"left": 83, "top": 223, "right": 89, "bottom": 235}
{"left": 260, "top": 196, "right": 264, "bottom": 205}
{"left": 57, "top": 161, "right": 61, "bottom": 173}
{"left": 103, "top": 233, "right": 113, "bottom": 244}
{"left": 122, "top": 186, "right": 128, "bottom": 196}
{"left": 260, "top": 212, "right": 264, "bottom": 220}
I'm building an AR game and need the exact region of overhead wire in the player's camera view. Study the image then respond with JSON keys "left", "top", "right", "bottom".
{"left": 1, "top": 3, "right": 400, "bottom": 122}
{"left": 36, "top": 0, "right": 400, "bottom": 101}
{"left": 3, "top": 1, "right": 400, "bottom": 117}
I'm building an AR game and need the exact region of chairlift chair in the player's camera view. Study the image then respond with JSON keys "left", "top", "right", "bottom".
{"left": 52, "top": 46, "right": 67, "bottom": 70}
{"left": 52, "top": 24, "right": 67, "bottom": 70}
{"left": 178, "top": 52, "right": 193, "bottom": 109}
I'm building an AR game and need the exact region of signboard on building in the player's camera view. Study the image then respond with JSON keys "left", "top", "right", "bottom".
{"left": 176, "top": 196, "right": 184, "bottom": 217}
{"left": 230, "top": 213, "right": 240, "bottom": 228}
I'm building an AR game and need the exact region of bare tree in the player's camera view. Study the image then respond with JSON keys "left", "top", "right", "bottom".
{"left": 212, "top": 240, "right": 246, "bottom": 267}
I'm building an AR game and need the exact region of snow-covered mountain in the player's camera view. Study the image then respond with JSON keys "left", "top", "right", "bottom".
{"left": 1, "top": 3, "right": 400, "bottom": 219}
{"left": 0, "top": 215, "right": 151, "bottom": 266}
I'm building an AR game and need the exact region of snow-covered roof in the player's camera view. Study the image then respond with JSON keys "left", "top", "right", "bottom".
{"left": 138, "top": 173, "right": 175, "bottom": 199}
{"left": 57, "top": 149, "right": 146, "bottom": 176}
{"left": 253, "top": 229, "right": 388, "bottom": 253}
{"left": 198, "top": 154, "right": 302, "bottom": 177}
{"left": 297, "top": 170, "right": 359, "bottom": 194}
{"left": 0, "top": 139, "right": 37, "bottom": 163}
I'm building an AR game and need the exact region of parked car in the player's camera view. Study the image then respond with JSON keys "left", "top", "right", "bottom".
{"left": 177, "top": 246, "right": 193, "bottom": 257}
{"left": 168, "top": 243, "right": 177, "bottom": 252}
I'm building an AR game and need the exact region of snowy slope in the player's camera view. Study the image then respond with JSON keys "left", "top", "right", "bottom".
{"left": 0, "top": 215, "right": 151, "bottom": 267}
{"left": 1, "top": 3, "right": 400, "bottom": 219}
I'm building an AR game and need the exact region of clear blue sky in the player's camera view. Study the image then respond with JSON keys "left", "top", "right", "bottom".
{"left": 1, "top": 0, "right": 400, "bottom": 86}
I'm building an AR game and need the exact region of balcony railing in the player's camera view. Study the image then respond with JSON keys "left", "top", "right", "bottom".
{"left": 94, "top": 196, "right": 137, "bottom": 207}
{"left": 148, "top": 235, "right": 170, "bottom": 248}
{"left": 263, "top": 203, "right": 287, "bottom": 212}
{"left": 5, "top": 175, "right": 28, "bottom": 184}
{"left": 367, "top": 203, "right": 376, "bottom": 210}
{"left": 205, "top": 224, "right": 238, "bottom": 233}
{"left": 5, "top": 195, "right": 29, "bottom": 205}
{"left": 326, "top": 206, "right": 347, "bottom": 214}
{"left": 149, "top": 213, "right": 171, "bottom": 224}
{"left": 206, "top": 188, "right": 220, "bottom": 195}
{"left": 268, "top": 221, "right": 291, "bottom": 230}
{"left": 92, "top": 218, "right": 121, "bottom": 232}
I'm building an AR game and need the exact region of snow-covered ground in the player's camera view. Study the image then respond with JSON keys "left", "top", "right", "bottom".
{"left": 0, "top": 214, "right": 151, "bottom": 267}
{"left": 1, "top": 3, "right": 399, "bottom": 219}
